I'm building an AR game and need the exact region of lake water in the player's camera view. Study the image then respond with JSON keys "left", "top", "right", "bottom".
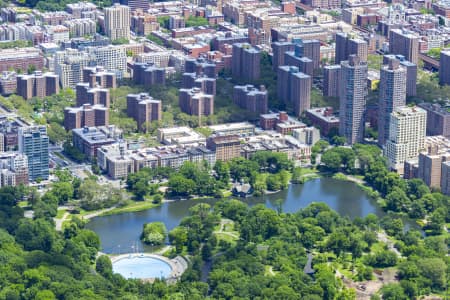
{"left": 87, "top": 178, "right": 387, "bottom": 254}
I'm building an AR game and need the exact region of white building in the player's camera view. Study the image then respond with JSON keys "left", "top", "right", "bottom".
{"left": 54, "top": 49, "right": 96, "bottom": 87}
{"left": 292, "top": 127, "right": 320, "bottom": 145}
{"left": 384, "top": 106, "right": 426, "bottom": 174}
{"left": 63, "top": 18, "right": 96, "bottom": 37}
{"left": 104, "top": 4, "right": 130, "bottom": 41}
{"left": 87, "top": 45, "right": 127, "bottom": 78}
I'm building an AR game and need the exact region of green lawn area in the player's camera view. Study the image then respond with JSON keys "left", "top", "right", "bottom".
{"left": 18, "top": 201, "right": 29, "bottom": 208}
{"left": 214, "top": 219, "right": 239, "bottom": 245}
{"left": 55, "top": 209, "right": 67, "bottom": 219}
{"left": 100, "top": 200, "right": 159, "bottom": 216}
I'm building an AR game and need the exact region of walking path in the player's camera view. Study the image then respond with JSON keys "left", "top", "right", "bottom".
{"left": 82, "top": 206, "right": 117, "bottom": 220}
{"left": 55, "top": 212, "right": 69, "bottom": 231}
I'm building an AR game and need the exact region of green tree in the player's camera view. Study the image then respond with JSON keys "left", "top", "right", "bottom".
{"left": 141, "top": 222, "right": 167, "bottom": 245}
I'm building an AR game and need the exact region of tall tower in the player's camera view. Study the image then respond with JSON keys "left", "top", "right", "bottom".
{"left": 18, "top": 126, "right": 49, "bottom": 181}
{"left": 339, "top": 55, "right": 368, "bottom": 145}
{"left": 104, "top": 4, "right": 130, "bottom": 41}
{"left": 384, "top": 106, "right": 426, "bottom": 174}
{"left": 378, "top": 59, "right": 406, "bottom": 146}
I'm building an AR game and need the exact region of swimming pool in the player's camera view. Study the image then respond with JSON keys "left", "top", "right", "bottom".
{"left": 112, "top": 255, "right": 173, "bottom": 279}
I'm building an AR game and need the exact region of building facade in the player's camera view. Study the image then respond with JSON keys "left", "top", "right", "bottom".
{"left": 126, "top": 93, "right": 162, "bottom": 132}
{"left": 339, "top": 55, "right": 368, "bottom": 144}
{"left": 64, "top": 104, "right": 109, "bottom": 131}
{"left": 104, "top": 4, "right": 130, "bottom": 41}
{"left": 18, "top": 126, "right": 49, "bottom": 181}
{"left": 16, "top": 71, "right": 59, "bottom": 100}
{"left": 233, "top": 84, "right": 268, "bottom": 114}
{"left": 384, "top": 106, "right": 426, "bottom": 174}
{"left": 378, "top": 59, "right": 406, "bottom": 146}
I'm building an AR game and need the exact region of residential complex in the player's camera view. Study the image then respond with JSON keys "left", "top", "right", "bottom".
{"left": 277, "top": 66, "right": 311, "bottom": 117}
{"left": 64, "top": 104, "right": 109, "bottom": 131}
{"left": 179, "top": 88, "right": 214, "bottom": 118}
{"left": 233, "top": 85, "right": 268, "bottom": 114}
{"left": 232, "top": 43, "right": 260, "bottom": 81}
{"left": 16, "top": 71, "right": 59, "bottom": 100}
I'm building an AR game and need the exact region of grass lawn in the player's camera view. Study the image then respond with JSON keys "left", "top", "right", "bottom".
{"left": 101, "top": 200, "right": 159, "bottom": 216}
{"left": 18, "top": 201, "right": 29, "bottom": 208}
{"left": 56, "top": 209, "right": 67, "bottom": 219}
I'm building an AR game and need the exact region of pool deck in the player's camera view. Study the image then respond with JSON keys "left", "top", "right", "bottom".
{"left": 110, "top": 253, "right": 188, "bottom": 283}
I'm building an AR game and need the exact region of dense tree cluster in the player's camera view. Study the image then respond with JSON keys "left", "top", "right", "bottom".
{"left": 321, "top": 144, "right": 450, "bottom": 235}
{"left": 141, "top": 222, "right": 167, "bottom": 245}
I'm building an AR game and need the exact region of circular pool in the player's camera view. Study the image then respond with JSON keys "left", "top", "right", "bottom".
{"left": 112, "top": 254, "right": 173, "bottom": 279}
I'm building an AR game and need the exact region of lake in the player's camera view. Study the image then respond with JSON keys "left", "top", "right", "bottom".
{"left": 87, "top": 178, "right": 387, "bottom": 254}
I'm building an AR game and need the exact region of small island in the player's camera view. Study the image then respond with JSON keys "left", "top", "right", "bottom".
{"left": 140, "top": 222, "right": 167, "bottom": 245}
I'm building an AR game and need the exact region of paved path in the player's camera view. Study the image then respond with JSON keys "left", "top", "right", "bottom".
{"left": 214, "top": 219, "right": 239, "bottom": 239}
{"left": 82, "top": 206, "right": 117, "bottom": 220}
{"left": 55, "top": 212, "right": 69, "bottom": 231}
{"left": 377, "top": 231, "right": 402, "bottom": 258}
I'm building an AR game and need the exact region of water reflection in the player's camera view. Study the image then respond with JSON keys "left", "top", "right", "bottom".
{"left": 87, "top": 178, "right": 383, "bottom": 253}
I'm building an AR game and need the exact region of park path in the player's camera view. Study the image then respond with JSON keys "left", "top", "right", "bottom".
{"left": 82, "top": 206, "right": 117, "bottom": 220}
{"left": 55, "top": 212, "right": 69, "bottom": 231}
{"left": 377, "top": 231, "right": 402, "bottom": 258}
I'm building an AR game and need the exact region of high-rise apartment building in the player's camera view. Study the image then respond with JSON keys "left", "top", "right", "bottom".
{"left": 418, "top": 102, "right": 450, "bottom": 138}
{"left": 87, "top": 45, "right": 127, "bottom": 78}
{"left": 418, "top": 145, "right": 450, "bottom": 189}
{"left": 323, "top": 65, "right": 341, "bottom": 97}
{"left": 278, "top": 66, "right": 311, "bottom": 116}
{"left": 335, "top": 32, "right": 368, "bottom": 64}
{"left": 126, "top": 93, "right": 162, "bottom": 132}
{"left": 104, "top": 4, "right": 130, "bottom": 41}
{"left": 132, "top": 62, "right": 166, "bottom": 86}
{"left": 179, "top": 88, "right": 214, "bottom": 118}
{"left": 18, "top": 126, "right": 49, "bottom": 181}
{"left": 383, "top": 54, "right": 417, "bottom": 97}
{"left": 271, "top": 41, "right": 294, "bottom": 71}
{"left": 76, "top": 83, "right": 110, "bottom": 107}
{"left": 284, "top": 50, "right": 314, "bottom": 77}
{"left": 233, "top": 84, "right": 268, "bottom": 114}
{"left": 389, "top": 29, "right": 419, "bottom": 64}
{"left": 82, "top": 66, "right": 116, "bottom": 89}
{"left": 378, "top": 59, "right": 406, "bottom": 146}
{"left": 182, "top": 73, "right": 216, "bottom": 95}
{"left": 184, "top": 58, "right": 216, "bottom": 78}
{"left": 384, "top": 106, "right": 426, "bottom": 174}
{"left": 54, "top": 49, "right": 97, "bottom": 88}
{"left": 16, "top": 71, "right": 59, "bottom": 100}
{"left": 232, "top": 43, "right": 260, "bottom": 81}
{"left": 206, "top": 135, "right": 241, "bottom": 162}
{"left": 439, "top": 50, "right": 450, "bottom": 86}
{"left": 64, "top": 104, "right": 109, "bottom": 131}
{"left": 339, "top": 55, "right": 368, "bottom": 145}
{"left": 294, "top": 39, "right": 321, "bottom": 71}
